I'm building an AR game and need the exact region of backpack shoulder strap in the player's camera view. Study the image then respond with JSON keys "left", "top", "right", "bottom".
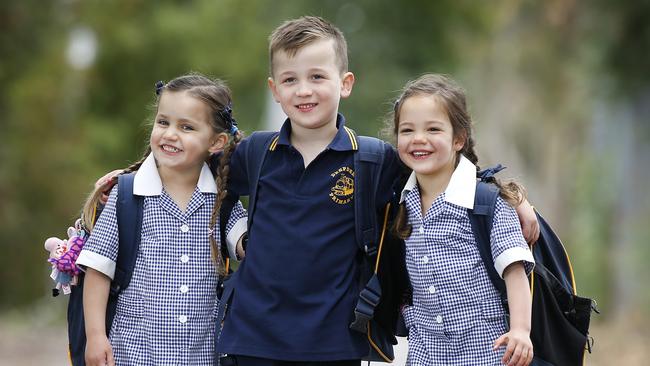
{"left": 245, "top": 131, "right": 279, "bottom": 232}
{"left": 353, "top": 133, "right": 387, "bottom": 256}
{"left": 468, "top": 180, "right": 508, "bottom": 299}
{"left": 103, "top": 172, "right": 144, "bottom": 334}
{"left": 111, "top": 173, "right": 144, "bottom": 295}
{"left": 349, "top": 132, "right": 390, "bottom": 335}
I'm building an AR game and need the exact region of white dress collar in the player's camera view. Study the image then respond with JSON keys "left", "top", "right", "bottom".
{"left": 399, "top": 155, "right": 477, "bottom": 209}
{"left": 133, "top": 153, "right": 217, "bottom": 196}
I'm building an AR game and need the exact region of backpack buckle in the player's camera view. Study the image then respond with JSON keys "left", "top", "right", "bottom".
{"left": 109, "top": 283, "right": 121, "bottom": 297}
{"left": 350, "top": 309, "right": 371, "bottom": 333}
{"left": 364, "top": 244, "right": 377, "bottom": 257}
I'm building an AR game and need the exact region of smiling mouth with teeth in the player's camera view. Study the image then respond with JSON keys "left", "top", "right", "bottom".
{"left": 297, "top": 103, "right": 317, "bottom": 110}
{"left": 412, "top": 151, "right": 430, "bottom": 157}
{"left": 162, "top": 145, "right": 181, "bottom": 153}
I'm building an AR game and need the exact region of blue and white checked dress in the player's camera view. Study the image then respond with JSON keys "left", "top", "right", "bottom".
{"left": 400, "top": 156, "right": 534, "bottom": 366}
{"left": 76, "top": 153, "right": 247, "bottom": 365}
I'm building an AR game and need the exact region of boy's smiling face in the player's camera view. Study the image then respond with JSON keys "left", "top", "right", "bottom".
{"left": 268, "top": 39, "right": 354, "bottom": 135}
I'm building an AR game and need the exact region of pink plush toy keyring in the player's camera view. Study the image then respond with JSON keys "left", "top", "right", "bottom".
{"left": 44, "top": 218, "right": 89, "bottom": 296}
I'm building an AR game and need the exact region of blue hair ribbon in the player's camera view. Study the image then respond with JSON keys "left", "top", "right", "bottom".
{"left": 477, "top": 164, "right": 506, "bottom": 182}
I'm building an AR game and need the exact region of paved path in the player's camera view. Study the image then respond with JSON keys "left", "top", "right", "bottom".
{"left": 0, "top": 323, "right": 408, "bottom": 366}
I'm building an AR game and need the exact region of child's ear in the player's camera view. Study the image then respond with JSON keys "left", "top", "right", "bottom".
{"left": 268, "top": 77, "right": 280, "bottom": 103}
{"left": 208, "top": 132, "right": 229, "bottom": 154}
{"left": 340, "top": 72, "right": 355, "bottom": 99}
{"left": 453, "top": 133, "right": 466, "bottom": 152}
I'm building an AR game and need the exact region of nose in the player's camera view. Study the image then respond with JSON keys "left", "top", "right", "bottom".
{"left": 296, "top": 81, "right": 312, "bottom": 97}
{"left": 412, "top": 130, "right": 426, "bottom": 143}
{"left": 162, "top": 124, "right": 179, "bottom": 140}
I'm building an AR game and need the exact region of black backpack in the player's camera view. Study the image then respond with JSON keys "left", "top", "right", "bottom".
{"left": 216, "top": 130, "right": 408, "bottom": 363}
{"left": 66, "top": 173, "right": 144, "bottom": 366}
{"left": 469, "top": 168, "right": 598, "bottom": 366}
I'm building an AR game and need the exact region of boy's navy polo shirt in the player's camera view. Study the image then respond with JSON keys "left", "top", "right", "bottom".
{"left": 218, "top": 115, "right": 399, "bottom": 361}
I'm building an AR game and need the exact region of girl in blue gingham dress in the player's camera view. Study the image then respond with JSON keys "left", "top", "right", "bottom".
{"left": 76, "top": 74, "right": 247, "bottom": 366}
{"left": 389, "top": 74, "right": 535, "bottom": 366}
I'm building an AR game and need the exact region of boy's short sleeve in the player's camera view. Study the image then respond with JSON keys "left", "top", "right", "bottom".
{"left": 490, "top": 196, "right": 535, "bottom": 278}
{"left": 75, "top": 185, "right": 120, "bottom": 279}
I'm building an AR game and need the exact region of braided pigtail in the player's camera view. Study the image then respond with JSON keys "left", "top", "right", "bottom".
{"left": 209, "top": 131, "right": 244, "bottom": 275}
{"left": 393, "top": 202, "right": 413, "bottom": 240}
{"left": 460, "top": 135, "right": 479, "bottom": 169}
{"left": 81, "top": 146, "right": 151, "bottom": 232}
{"left": 494, "top": 177, "right": 526, "bottom": 207}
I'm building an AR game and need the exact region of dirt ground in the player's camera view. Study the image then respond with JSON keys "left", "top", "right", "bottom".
{"left": 1, "top": 300, "right": 647, "bottom": 365}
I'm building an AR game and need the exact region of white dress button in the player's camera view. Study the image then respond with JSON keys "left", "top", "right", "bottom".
{"left": 422, "top": 256, "right": 429, "bottom": 264}
{"left": 180, "top": 255, "right": 190, "bottom": 263}
{"left": 179, "top": 285, "right": 189, "bottom": 294}
{"left": 435, "top": 315, "right": 443, "bottom": 323}
{"left": 178, "top": 315, "right": 188, "bottom": 323}
{"left": 419, "top": 226, "right": 424, "bottom": 234}
{"left": 180, "top": 224, "right": 190, "bottom": 233}
{"left": 428, "top": 285, "right": 436, "bottom": 294}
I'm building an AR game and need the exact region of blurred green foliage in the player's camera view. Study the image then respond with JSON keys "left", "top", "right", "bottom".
{"left": 1, "top": 0, "right": 648, "bottom": 320}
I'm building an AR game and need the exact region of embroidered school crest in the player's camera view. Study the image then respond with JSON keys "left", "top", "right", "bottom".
{"left": 330, "top": 167, "right": 354, "bottom": 205}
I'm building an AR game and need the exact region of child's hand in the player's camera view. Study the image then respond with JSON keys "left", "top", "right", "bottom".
{"left": 85, "top": 334, "right": 115, "bottom": 366}
{"left": 94, "top": 170, "right": 122, "bottom": 205}
{"left": 493, "top": 328, "right": 533, "bottom": 366}
{"left": 515, "top": 199, "right": 539, "bottom": 244}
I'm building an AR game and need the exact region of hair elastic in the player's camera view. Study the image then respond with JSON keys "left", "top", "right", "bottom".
{"left": 155, "top": 80, "right": 165, "bottom": 96}
{"left": 220, "top": 102, "right": 238, "bottom": 135}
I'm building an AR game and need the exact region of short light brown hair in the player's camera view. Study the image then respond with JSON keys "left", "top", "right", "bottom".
{"left": 269, "top": 16, "right": 348, "bottom": 76}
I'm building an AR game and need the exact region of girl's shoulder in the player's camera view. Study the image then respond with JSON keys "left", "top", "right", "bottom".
{"left": 493, "top": 194, "right": 518, "bottom": 218}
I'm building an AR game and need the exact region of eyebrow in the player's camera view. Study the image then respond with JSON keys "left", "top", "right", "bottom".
{"left": 399, "top": 120, "right": 446, "bottom": 125}
{"left": 156, "top": 113, "right": 200, "bottom": 124}
{"left": 277, "top": 66, "right": 330, "bottom": 77}
{"left": 274, "top": 69, "right": 295, "bottom": 78}
{"left": 308, "top": 67, "right": 329, "bottom": 73}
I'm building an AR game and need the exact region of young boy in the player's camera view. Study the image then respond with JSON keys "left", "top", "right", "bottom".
{"left": 216, "top": 16, "right": 401, "bottom": 366}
